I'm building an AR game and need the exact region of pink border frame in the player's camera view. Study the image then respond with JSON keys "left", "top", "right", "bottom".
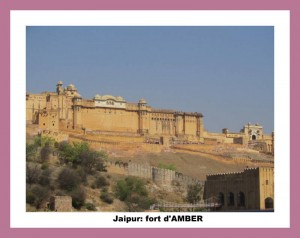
{"left": 0, "top": 0, "right": 298, "bottom": 237}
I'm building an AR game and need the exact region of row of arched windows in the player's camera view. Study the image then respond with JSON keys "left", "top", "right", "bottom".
{"left": 217, "top": 192, "right": 273, "bottom": 209}
{"left": 217, "top": 192, "right": 245, "bottom": 207}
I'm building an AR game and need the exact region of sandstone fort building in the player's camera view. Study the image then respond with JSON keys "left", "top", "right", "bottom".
{"left": 26, "top": 82, "right": 274, "bottom": 211}
{"left": 204, "top": 167, "right": 274, "bottom": 210}
{"left": 26, "top": 82, "right": 274, "bottom": 152}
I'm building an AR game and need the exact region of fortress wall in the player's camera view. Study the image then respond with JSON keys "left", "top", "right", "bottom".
{"left": 258, "top": 167, "right": 274, "bottom": 209}
{"left": 38, "top": 111, "right": 59, "bottom": 131}
{"left": 184, "top": 115, "right": 198, "bottom": 136}
{"left": 248, "top": 140, "right": 268, "bottom": 152}
{"left": 122, "top": 162, "right": 204, "bottom": 187}
{"left": 26, "top": 94, "right": 48, "bottom": 123}
{"left": 263, "top": 135, "right": 273, "bottom": 140}
{"left": 26, "top": 84, "right": 272, "bottom": 155}
{"left": 84, "top": 133, "right": 144, "bottom": 143}
{"left": 41, "top": 130, "right": 69, "bottom": 142}
{"left": 176, "top": 115, "right": 184, "bottom": 135}
{"left": 81, "top": 107, "right": 139, "bottom": 133}
{"left": 138, "top": 143, "right": 163, "bottom": 152}
{"left": 204, "top": 132, "right": 226, "bottom": 139}
{"left": 261, "top": 135, "right": 273, "bottom": 153}
{"left": 69, "top": 134, "right": 121, "bottom": 146}
{"left": 26, "top": 124, "right": 40, "bottom": 136}
{"left": 67, "top": 133, "right": 164, "bottom": 153}
{"left": 141, "top": 113, "right": 151, "bottom": 133}
{"left": 26, "top": 89, "right": 203, "bottom": 139}
{"left": 152, "top": 167, "right": 176, "bottom": 186}
{"left": 59, "top": 118, "right": 73, "bottom": 130}
{"left": 175, "top": 173, "right": 204, "bottom": 187}
{"left": 148, "top": 112, "right": 177, "bottom": 136}
{"left": 128, "top": 163, "right": 152, "bottom": 179}
{"left": 225, "top": 133, "right": 243, "bottom": 138}
{"left": 203, "top": 132, "right": 236, "bottom": 144}
{"left": 149, "top": 118, "right": 176, "bottom": 136}
{"left": 224, "top": 137, "right": 234, "bottom": 143}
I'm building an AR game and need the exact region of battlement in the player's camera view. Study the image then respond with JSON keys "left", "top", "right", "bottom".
{"left": 206, "top": 167, "right": 259, "bottom": 177}
{"left": 206, "top": 167, "right": 274, "bottom": 179}
{"left": 114, "top": 162, "right": 205, "bottom": 187}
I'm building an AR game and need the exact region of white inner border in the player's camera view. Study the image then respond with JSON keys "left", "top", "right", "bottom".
{"left": 10, "top": 10, "right": 290, "bottom": 228}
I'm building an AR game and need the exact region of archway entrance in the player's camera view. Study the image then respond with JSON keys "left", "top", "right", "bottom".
{"left": 218, "top": 193, "right": 224, "bottom": 206}
{"left": 227, "top": 192, "right": 234, "bottom": 207}
{"left": 252, "top": 135, "right": 256, "bottom": 140}
{"left": 265, "top": 197, "right": 274, "bottom": 209}
{"left": 237, "top": 192, "right": 245, "bottom": 207}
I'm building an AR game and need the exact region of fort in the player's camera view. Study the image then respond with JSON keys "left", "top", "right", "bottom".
{"left": 26, "top": 82, "right": 274, "bottom": 154}
{"left": 204, "top": 167, "right": 274, "bottom": 210}
{"left": 26, "top": 82, "right": 275, "bottom": 212}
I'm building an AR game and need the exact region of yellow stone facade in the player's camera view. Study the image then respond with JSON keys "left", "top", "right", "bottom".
{"left": 202, "top": 124, "right": 274, "bottom": 154}
{"left": 26, "top": 82, "right": 273, "bottom": 152}
{"left": 26, "top": 82, "right": 204, "bottom": 142}
{"left": 204, "top": 167, "right": 274, "bottom": 211}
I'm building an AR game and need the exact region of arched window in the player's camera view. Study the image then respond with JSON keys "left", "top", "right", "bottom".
{"left": 252, "top": 135, "right": 256, "bottom": 140}
{"left": 237, "top": 192, "right": 245, "bottom": 207}
{"left": 227, "top": 192, "right": 234, "bottom": 206}
{"left": 265, "top": 197, "right": 274, "bottom": 209}
{"left": 218, "top": 193, "right": 224, "bottom": 206}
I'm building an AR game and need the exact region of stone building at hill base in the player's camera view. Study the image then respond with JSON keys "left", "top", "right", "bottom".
{"left": 204, "top": 167, "right": 274, "bottom": 211}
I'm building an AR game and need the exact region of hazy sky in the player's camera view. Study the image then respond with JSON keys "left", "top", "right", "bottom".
{"left": 26, "top": 26, "right": 274, "bottom": 133}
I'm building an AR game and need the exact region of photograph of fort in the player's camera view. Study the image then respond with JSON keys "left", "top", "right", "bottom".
{"left": 26, "top": 82, "right": 274, "bottom": 212}
{"left": 26, "top": 26, "right": 274, "bottom": 212}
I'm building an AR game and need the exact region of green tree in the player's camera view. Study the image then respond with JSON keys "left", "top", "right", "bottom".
{"left": 58, "top": 142, "right": 90, "bottom": 164}
{"left": 27, "top": 184, "right": 50, "bottom": 209}
{"left": 76, "top": 167, "right": 88, "bottom": 184}
{"left": 26, "top": 165, "right": 41, "bottom": 185}
{"left": 34, "top": 135, "right": 55, "bottom": 148}
{"left": 186, "top": 184, "right": 202, "bottom": 203}
{"left": 115, "top": 177, "right": 151, "bottom": 211}
{"left": 94, "top": 175, "right": 109, "bottom": 188}
{"left": 57, "top": 168, "right": 80, "bottom": 191}
{"left": 70, "top": 187, "right": 86, "bottom": 209}
{"left": 100, "top": 186, "right": 114, "bottom": 204}
{"left": 40, "top": 142, "right": 52, "bottom": 162}
{"left": 26, "top": 143, "right": 37, "bottom": 161}
{"left": 80, "top": 150, "right": 106, "bottom": 174}
{"left": 85, "top": 202, "right": 97, "bottom": 211}
{"left": 57, "top": 141, "right": 107, "bottom": 173}
{"left": 57, "top": 141, "right": 77, "bottom": 163}
{"left": 38, "top": 168, "right": 52, "bottom": 187}
{"left": 33, "top": 135, "right": 42, "bottom": 147}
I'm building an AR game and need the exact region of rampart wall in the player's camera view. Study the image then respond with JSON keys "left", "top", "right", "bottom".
{"left": 203, "top": 131, "right": 239, "bottom": 144}
{"left": 110, "top": 162, "right": 204, "bottom": 187}
{"left": 41, "top": 130, "right": 69, "bottom": 142}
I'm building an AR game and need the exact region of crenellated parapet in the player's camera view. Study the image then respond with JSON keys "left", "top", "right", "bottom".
{"left": 206, "top": 167, "right": 260, "bottom": 178}
{"left": 124, "top": 163, "right": 204, "bottom": 187}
